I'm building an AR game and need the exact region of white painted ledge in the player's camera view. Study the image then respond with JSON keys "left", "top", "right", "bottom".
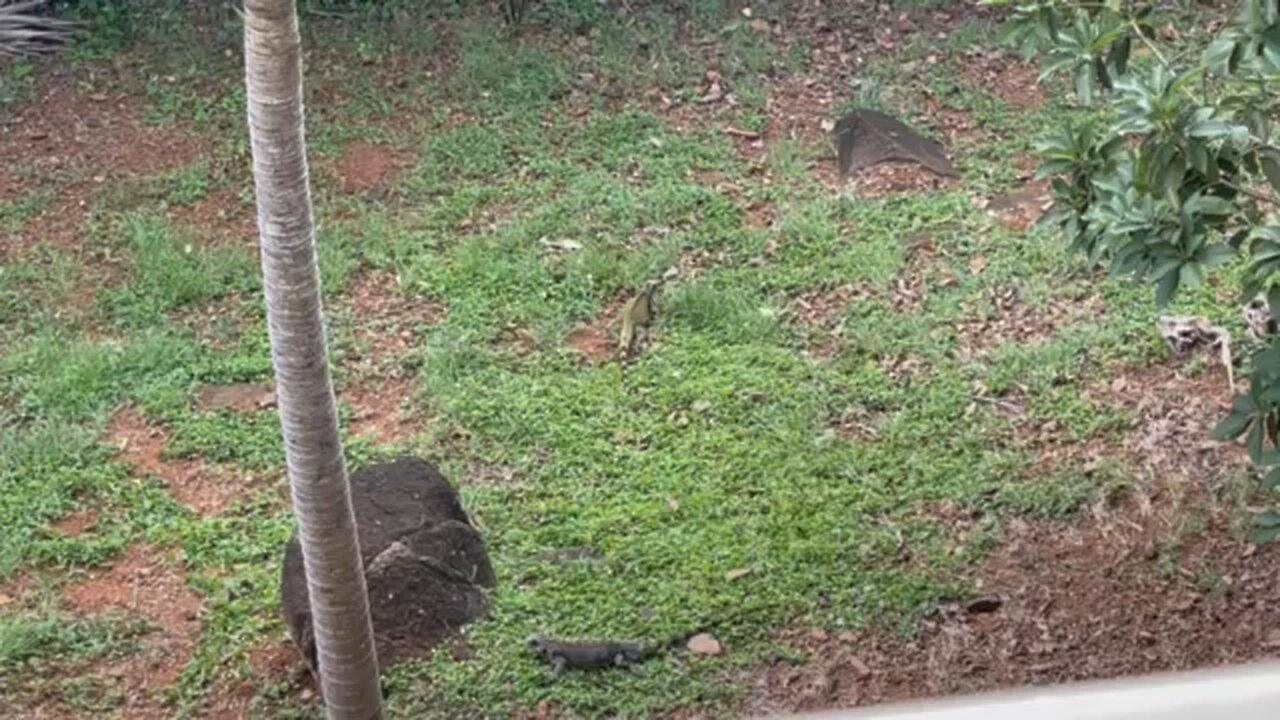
{"left": 784, "top": 661, "right": 1280, "bottom": 720}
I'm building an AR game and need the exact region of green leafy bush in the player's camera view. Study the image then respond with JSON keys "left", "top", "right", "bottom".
{"left": 994, "top": 0, "right": 1280, "bottom": 541}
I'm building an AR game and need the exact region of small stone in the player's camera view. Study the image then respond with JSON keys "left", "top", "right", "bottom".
{"left": 1264, "top": 630, "right": 1280, "bottom": 650}
{"left": 687, "top": 632, "right": 722, "bottom": 655}
{"left": 849, "top": 655, "right": 872, "bottom": 680}
{"left": 965, "top": 595, "right": 1002, "bottom": 614}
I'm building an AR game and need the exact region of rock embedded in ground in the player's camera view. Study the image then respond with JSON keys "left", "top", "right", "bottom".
{"left": 687, "top": 633, "right": 723, "bottom": 655}
{"left": 833, "top": 108, "right": 957, "bottom": 179}
{"left": 965, "top": 595, "right": 1003, "bottom": 614}
{"left": 280, "top": 456, "right": 495, "bottom": 672}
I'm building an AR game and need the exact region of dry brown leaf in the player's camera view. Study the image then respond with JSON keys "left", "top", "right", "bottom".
{"left": 724, "top": 567, "right": 753, "bottom": 581}
{"left": 849, "top": 655, "right": 873, "bottom": 680}
{"left": 968, "top": 255, "right": 987, "bottom": 274}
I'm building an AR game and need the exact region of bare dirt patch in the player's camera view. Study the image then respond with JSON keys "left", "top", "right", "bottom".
{"left": 956, "top": 50, "right": 1047, "bottom": 108}
{"left": 206, "top": 638, "right": 313, "bottom": 720}
{"left": 344, "top": 268, "right": 447, "bottom": 369}
{"left": 55, "top": 544, "right": 202, "bottom": 719}
{"left": 744, "top": 360, "right": 1274, "bottom": 716}
{"left": 567, "top": 320, "right": 616, "bottom": 364}
{"left": 0, "top": 72, "right": 204, "bottom": 258}
{"left": 334, "top": 141, "right": 414, "bottom": 194}
{"left": 194, "top": 382, "right": 276, "bottom": 413}
{"left": 979, "top": 178, "right": 1053, "bottom": 232}
{"left": 847, "top": 161, "right": 958, "bottom": 198}
{"left": 953, "top": 286, "right": 1104, "bottom": 360}
{"left": 169, "top": 294, "right": 256, "bottom": 349}
{"left": 106, "top": 407, "right": 249, "bottom": 516}
{"left": 789, "top": 284, "right": 864, "bottom": 329}
{"left": 337, "top": 269, "right": 445, "bottom": 439}
{"left": 168, "top": 186, "right": 257, "bottom": 246}
{"left": 347, "top": 377, "right": 423, "bottom": 444}
{"left": 566, "top": 294, "right": 631, "bottom": 365}
{"left": 51, "top": 508, "right": 99, "bottom": 538}
{"left": 787, "top": 283, "right": 867, "bottom": 359}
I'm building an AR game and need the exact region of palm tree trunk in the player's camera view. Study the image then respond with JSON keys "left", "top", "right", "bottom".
{"left": 242, "top": 1, "right": 384, "bottom": 718}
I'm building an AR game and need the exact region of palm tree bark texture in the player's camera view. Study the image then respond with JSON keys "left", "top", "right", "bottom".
{"left": 242, "top": 1, "right": 385, "bottom": 718}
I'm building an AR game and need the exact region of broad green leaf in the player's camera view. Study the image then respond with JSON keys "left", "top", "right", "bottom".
{"left": 1186, "top": 140, "right": 1209, "bottom": 175}
{"left": 1035, "top": 159, "right": 1077, "bottom": 178}
{"left": 1205, "top": 38, "right": 1236, "bottom": 74}
{"left": 1155, "top": 267, "right": 1179, "bottom": 307}
{"left": 1232, "top": 393, "right": 1261, "bottom": 415}
{"left": 1268, "top": 285, "right": 1280, "bottom": 322}
{"left": 1255, "top": 509, "right": 1280, "bottom": 528}
{"left": 1248, "top": 419, "right": 1266, "bottom": 462}
{"left": 1108, "top": 35, "right": 1131, "bottom": 75}
{"left": 1263, "top": 466, "right": 1280, "bottom": 491}
{"left": 1201, "top": 244, "right": 1236, "bottom": 269}
{"left": 1249, "top": 524, "right": 1280, "bottom": 544}
{"left": 1179, "top": 260, "right": 1205, "bottom": 290}
{"left": 1075, "top": 62, "right": 1096, "bottom": 106}
{"left": 1212, "top": 409, "right": 1254, "bottom": 440}
{"left": 1260, "top": 149, "right": 1280, "bottom": 195}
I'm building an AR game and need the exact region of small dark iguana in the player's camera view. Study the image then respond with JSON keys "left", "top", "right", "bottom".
{"left": 527, "top": 627, "right": 705, "bottom": 675}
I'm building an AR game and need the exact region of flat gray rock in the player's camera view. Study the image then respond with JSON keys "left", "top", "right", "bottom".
{"left": 834, "top": 108, "right": 958, "bottom": 179}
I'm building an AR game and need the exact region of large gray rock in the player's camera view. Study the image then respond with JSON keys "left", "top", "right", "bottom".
{"left": 834, "top": 108, "right": 958, "bottom": 178}
{"left": 281, "top": 457, "right": 494, "bottom": 671}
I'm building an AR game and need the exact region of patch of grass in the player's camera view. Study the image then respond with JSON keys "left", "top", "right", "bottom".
{"left": 0, "top": 190, "right": 51, "bottom": 234}
{"left": 0, "top": 243, "right": 78, "bottom": 339}
{"left": 0, "top": 603, "right": 149, "bottom": 671}
{"left": 160, "top": 161, "right": 212, "bottom": 205}
{"left": 450, "top": 23, "right": 572, "bottom": 115}
{"left": 101, "top": 212, "right": 258, "bottom": 326}
{"left": 1, "top": 3, "right": 1247, "bottom": 716}
{"left": 0, "top": 57, "right": 35, "bottom": 111}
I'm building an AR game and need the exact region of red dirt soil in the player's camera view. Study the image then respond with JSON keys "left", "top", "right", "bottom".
{"left": 344, "top": 268, "right": 447, "bottom": 365}
{"left": 0, "top": 72, "right": 203, "bottom": 258}
{"left": 334, "top": 140, "right": 414, "bottom": 194}
{"left": 56, "top": 544, "right": 202, "bottom": 720}
{"left": 168, "top": 186, "right": 258, "bottom": 247}
{"left": 106, "top": 407, "right": 249, "bottom": 516}
{"left": 347, "top": 377, "right": 422, "bottom": 444}
{"left": 51, "top": 508, "right": 99, "bottom": 538}
{"left": 205, "top": 638, "right": 312, "bottom": 720}
{"left": 566, "top": 320, "right": 616, "bottom": 364}
{"left": 742, "top": 362, "right": 1280, "bottom": 716}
